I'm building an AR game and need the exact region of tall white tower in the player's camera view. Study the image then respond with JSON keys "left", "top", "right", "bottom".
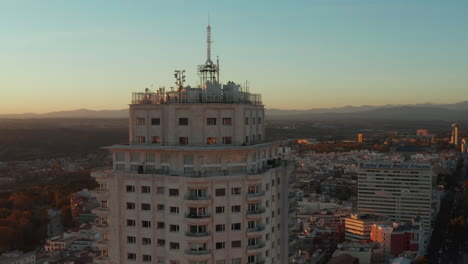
{"left": 92, "top": 26, "right": 292, "bottom": 264}
{"left": 451, "top": 122, "right": 460, "bottom": 148}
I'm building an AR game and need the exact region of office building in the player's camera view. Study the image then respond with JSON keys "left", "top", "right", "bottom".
{"left": 357, "top": 162, "right": 432, "bottom": 250}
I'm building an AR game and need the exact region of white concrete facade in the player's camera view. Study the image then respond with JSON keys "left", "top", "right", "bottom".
{"left": 92, "top": 100, "right": 290, "bottom": 264}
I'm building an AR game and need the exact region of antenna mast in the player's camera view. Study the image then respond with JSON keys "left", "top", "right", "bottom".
{"left": 198, "top": 24, "right": 219, "bottom": 86}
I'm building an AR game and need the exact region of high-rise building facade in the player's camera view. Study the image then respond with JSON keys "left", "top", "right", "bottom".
{"left": 91, "top": 26, "right": 291, "bottom": 264}
{"left": 357, "top": 162, "right": 433, "bottom": 250}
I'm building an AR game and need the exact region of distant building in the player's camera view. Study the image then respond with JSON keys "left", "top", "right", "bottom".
{"left": 0, "top": 251, "right": 35, "bottom": 264}
{"left": 451, "top": 123, "right": 460, "bottom": 147}
{"left": 370, "top": 217, "right": 424, "bottom": 257}
{"left": 47, "top": 209, "right": 63, "bottom": 238}
{"left": 416, "top": 129, "right": 428, "bottom": 137}
{"left": 70, "top": 189, "right": 98, "bottom": 225}
{"left": 344, "top": 213, "right": 388, "bottom": 241}
{"left": 358, "top": 162, "right": 433, "bottom": 250}
{"left": 358, "top": 134, "right": 364, "bottom": 144}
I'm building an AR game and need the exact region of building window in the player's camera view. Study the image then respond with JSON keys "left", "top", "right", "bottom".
{"left": 258, "top": 134, "right": 262, "bottom": 141}
{"left": 231, "top": 205, "right": 241, "bottom": 213}
{"left": 136, "top": 136, "right": 146, "bottom": 143}
{"left": 231, "top": 223, "right": 241, "bottom": 230}
{"left": 157, "top": 239, "right": 165, "bottom": 247}
{"left": 170, "top": 207, "right": 179, "bottom": 214}
{"left": 253, "top": 118, "right": 256, "bottom": 124}
{"left": 222, "top": 137, "right": 232, "bottom": 144}
{"left": 258, "top": 117, "right": 262, "bottom": 124}
{"left": 170, "top": 242, "right": 180, "bottom": 250}
{"left": 179, "top": 137, "right": 189, "bottom": 145}
{"left": 142, "top": 220, "right": 151, "bottom": 228}
{"left": 222, "top": 118, "right": 232, "bottom": 125}
{"left": 215, "top": 188, "right": 225, "bottom": 196}
{"left": 169, "top": 189, "right": 179, "bottom": 196}
{"left": 141, "top": 203, "right": 151, "bottom": 211}
{"left": 126, "top": 185, "right": 135, "bottom": 192}
{"left": 127, "top": 219, "right": 136, "bottom": 227}
{"left": 127, "top": 253, "right": 137, "bottom": 260}
{"left": 142, "top": 237, "right": 152, "bottom": 245}
{"left": 141, "top": 186, "right": 151, "bottom": 193}
{"left": 216, "top": 224, "right": 225, "bottom": 232}
{"left": 157, "top": 204, "right": 164, "bottom": 211}
{"left": 151, "top": 118, "right": 160, "bottom": 125}
{"left": 216, "top": 242, "right": 225, "bottom": 249}
{"left": 245, "top": 136, "right": 249, "bottom": 143}
{"left": 231, "top": 187, "right": 241, "bottom": 195}
{"left": 136, "top": 118, "right": 145, "bottom": 125}
{"left": 152, "top": 136, "right": 161, "bottom": 144}
{"left": 231, "top": 241, "right": 241, "bottom": 248}
{"left": 207, "top": 137, "right": 217, "bottom": 144}
{"left": 179, "top": 118, "right": 188, "bottom": 126}
{"left": 169, "top": 224, "right": 179, "bottom": 232}
{"left": 127, "top": 236, "right": 136, "bottom": 244}
{"left": 143, "top": 255, "right": 152, "bottom": 262}
{"left": 126, "top": 202, "right": 135, "bottom": 210}
{"left": 116, "top": 163, "right": 125, "bottom": 171}
{"left": 216, "top": 206, "right": 225, "bottom": 214}
{"left": 245, "top": 117, "right": 249, "bottom": 125}
{"left": 207, "top": 118, "right": 217, "bottom": 125}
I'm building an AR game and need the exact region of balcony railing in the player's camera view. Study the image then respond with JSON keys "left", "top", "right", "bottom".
{"left": 184, "top": 249, "right": 211, "bottom": 255}
{"left": 185, "top": 213, "right": 211, "bottom": 219}
{"left": 247, "top": 208, "right": 265, "bottom": 215}
{"left": 247, "top": 191, "right": 265, "bottom": 198}
{"left": 185, "top": 231, "right": 210, "bottom": 237}
{"left": 248, "top": 260, "right": 265, "bottom": 264}
{"left": 247, "top": 242, "right": 265, "bottom": 250}
{"left": 247, "top": 225, "right": 265, "bottom": 233}
{"left": 185, "top": 194, "right": 211, "bottom": 200}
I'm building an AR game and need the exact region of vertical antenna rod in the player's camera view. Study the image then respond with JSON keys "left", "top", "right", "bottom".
{"left": 207, "top": 25, "right": 212, "bottom": 62}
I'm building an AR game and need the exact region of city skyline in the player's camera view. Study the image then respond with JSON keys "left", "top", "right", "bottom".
{"left": 1, "top": 0, "right": 468, "bottom": 114}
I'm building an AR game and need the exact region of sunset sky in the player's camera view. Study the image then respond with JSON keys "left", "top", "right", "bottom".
{"left": 1, "top": 0, "right": 467, "bottom": 114}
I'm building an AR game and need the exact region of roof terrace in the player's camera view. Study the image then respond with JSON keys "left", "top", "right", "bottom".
{"left": 131, "top": 85, "right": 262, "bottom": 106}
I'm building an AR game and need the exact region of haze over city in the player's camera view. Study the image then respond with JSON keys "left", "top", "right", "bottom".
{"left": 1, "top": 0, "right": 468, "bottom": 114}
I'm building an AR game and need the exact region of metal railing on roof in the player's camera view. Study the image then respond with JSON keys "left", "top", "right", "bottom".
{"left": 131, "top": 90, "right": 262, "bottom": 105}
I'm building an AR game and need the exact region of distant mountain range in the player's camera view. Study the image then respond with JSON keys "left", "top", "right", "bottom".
{"left": 1, "top": 101, "right": 468, "bottom": 121}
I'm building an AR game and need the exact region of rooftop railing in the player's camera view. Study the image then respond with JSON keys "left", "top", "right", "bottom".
{"left": 132, "top": 90, "right": 262, "bottom": 105}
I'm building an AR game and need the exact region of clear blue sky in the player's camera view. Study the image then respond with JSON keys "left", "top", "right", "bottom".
{"left": 1, "top": 0, "right": 467, "bottom": 114}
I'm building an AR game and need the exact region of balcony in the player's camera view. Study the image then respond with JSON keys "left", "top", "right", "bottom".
{"left": 185, "top": 213, "right": 211, "bottom": 219}
{"left": 247, "top": 242, "right": 265, "bottom": 250}
{"left": 185, "top": 194, "right": 211, "bottom": 200}
{"left": 94, "top": 223, "right": 108, "bottom": 233}
{"left": 94, "top": 190, "right": 108, "bottom": 199}
{"left": 184, "top": 249, "right": 211, "bottom": 255}
{"left": 185, "top": 231, "right": 210, "bottom": 237}
{"left": 247, "top": 191, "right": 265, "bottom": 199}
{"left": 247, "top": 225, "right": 265, "bottom": 234}
{"left": 248, "top": 260, "right": 265, "bottom": 264}
{"left": 247, "top": 208, "right": 265, "bottom": 215}
{"left": 92, "top": 207, "right": 109, "bottom": 216}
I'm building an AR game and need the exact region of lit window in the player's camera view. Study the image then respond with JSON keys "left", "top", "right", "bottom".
{"left": 207, "top": 137, "right": 217, "bottom": 144}
{"left": 136, "top": 118, "right": 145, "bottom": 125}
{"left": 222, "top": 118, "right": 232, "bottom": 125}
{"left": 152, "top": 136, "right": 161, "bottom": 144}
{"left": 136, "top": 136, "right": 146, "bottom": 144}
